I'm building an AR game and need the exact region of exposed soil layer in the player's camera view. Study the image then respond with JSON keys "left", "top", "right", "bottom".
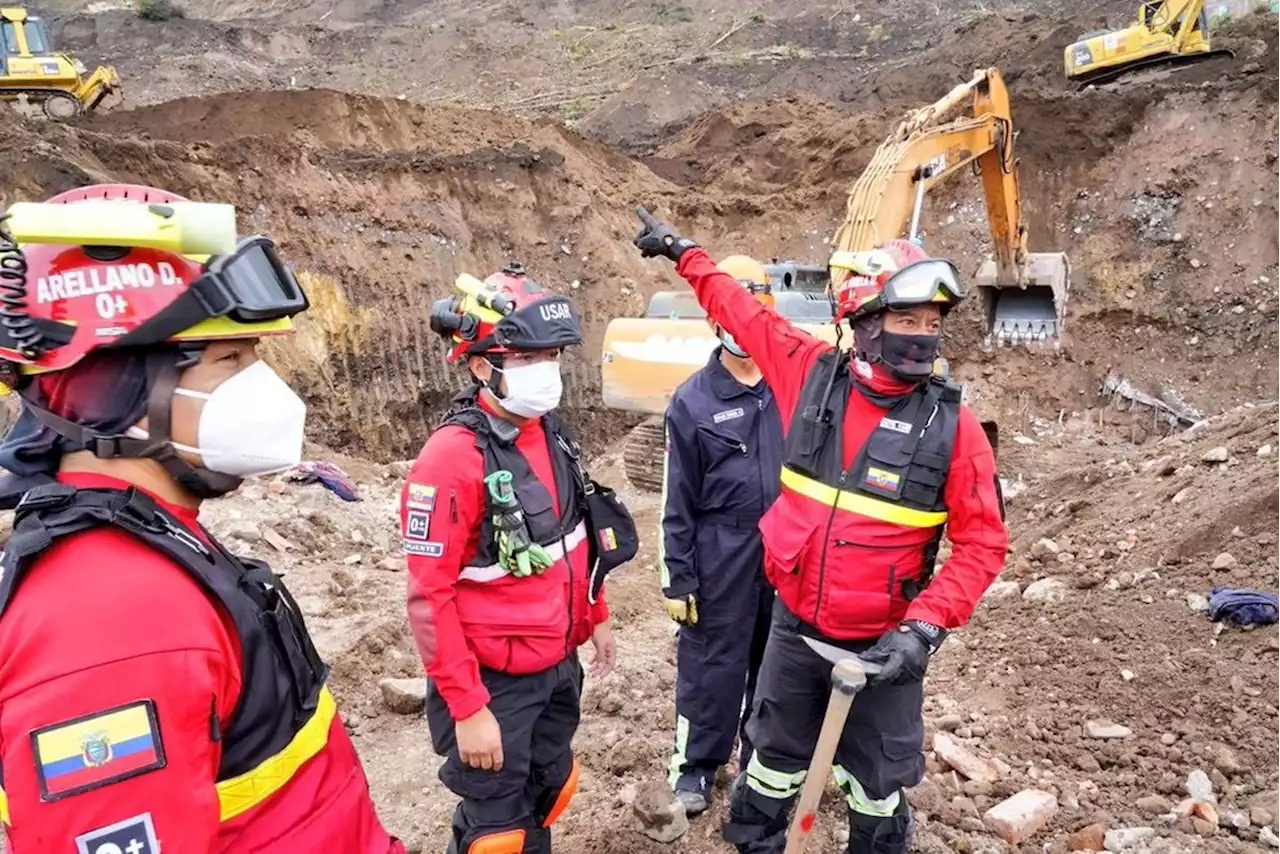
{"left": 0, "top": 2, "right": 1275, "bottom": 853}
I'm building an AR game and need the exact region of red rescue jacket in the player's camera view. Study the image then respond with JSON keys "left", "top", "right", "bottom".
{"left": 675, "top": 248, "right": 1008, "bottom": 639}
{"left": 403, "top": 393, "right": 609, "bottom": 722}
{"left": 0, "top": 472, "right": 403, "bottom": 854}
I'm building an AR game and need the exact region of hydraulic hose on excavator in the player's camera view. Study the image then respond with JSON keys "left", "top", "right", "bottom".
{"left": 828, "top": 67, "right": 1070, "bottom": 347}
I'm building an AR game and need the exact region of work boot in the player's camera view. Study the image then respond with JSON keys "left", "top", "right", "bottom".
{"left": 846, "top": 801, "right": 914, "bottom": 854}
{"left": 674, "top": 770, "right": 714, "bottom": 815}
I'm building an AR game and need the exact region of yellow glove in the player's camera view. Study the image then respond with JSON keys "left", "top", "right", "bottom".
{"left": 664, "top": 594, "right": 698, "bottom": 626}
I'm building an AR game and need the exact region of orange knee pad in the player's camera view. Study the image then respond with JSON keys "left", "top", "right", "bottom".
{"left": 541, "top": 758, "right": 581, "bottom": 828}
{"left": 466, "top": 829, "right": 527, "bottom": 854}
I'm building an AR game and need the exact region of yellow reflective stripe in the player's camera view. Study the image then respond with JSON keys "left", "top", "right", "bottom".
{"left": 0, "top": 782, "right": 9, "bottom": 826}
{"left": 746, "top": 752, "right": 806, "bottom": 798}
{"left": 833, "top": 765, "right": 901, "bottom": 816}
{"left": 216, "top": 685, "right": 336, "bottom": 822}
{"left": 779, "top": 467, "right": 947, "bottom": 528}
{"left": 667, "top": 714, "right": 690, "bottom": 789}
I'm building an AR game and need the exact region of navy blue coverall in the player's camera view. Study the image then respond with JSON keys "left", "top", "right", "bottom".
{"left": 661, "top": 344, "right": 784, "bottom": 795}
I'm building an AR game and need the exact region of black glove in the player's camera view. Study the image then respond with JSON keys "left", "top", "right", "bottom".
{"left": 633, "top": 206, "right": 698, "bottom": 262}
{"left": 861, "top": 620, "right": 947, "bottom": 687}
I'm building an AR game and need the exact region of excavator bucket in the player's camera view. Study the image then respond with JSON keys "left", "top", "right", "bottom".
{"left": 976, "top": 251, "right": 1071, "bottom": 347}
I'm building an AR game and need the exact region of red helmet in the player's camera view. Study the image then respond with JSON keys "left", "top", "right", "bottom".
{"left": 0, "top": 183, "right": 306, "bottom": 381}
{"left": 828, "top": 239, "right": 965, "bottom": 324}
{"left": 430, "top": 263, "right": 583, "bottom": 364}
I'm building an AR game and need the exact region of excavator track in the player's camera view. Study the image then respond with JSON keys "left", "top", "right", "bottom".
{"left": 1075, "top": 48, "right": 1235, "bottom": 89}
{"left": 622, "top": 416, "right": 666, "bottom": 493}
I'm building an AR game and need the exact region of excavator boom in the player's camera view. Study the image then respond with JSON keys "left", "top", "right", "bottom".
{"left": 830, "top": 67, "right": 1070, "bottom": 347}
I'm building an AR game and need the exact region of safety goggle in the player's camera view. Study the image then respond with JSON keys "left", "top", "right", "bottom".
{"left": 880, "top": 259, "right": 966, "bottom": 310}
{"left": 115, "top": 236, "right": 310, "bottom": 347}
{"left": 193, "top": 236, "right": 309, "bottom": 322}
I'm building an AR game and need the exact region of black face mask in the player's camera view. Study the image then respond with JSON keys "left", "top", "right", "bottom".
{"left": 880, "top": 332, "right": 940, "bottom": 381}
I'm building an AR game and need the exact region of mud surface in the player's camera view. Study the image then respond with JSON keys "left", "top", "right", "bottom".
{"left": 2, "top": 1, "right": 1277, "bottom": 852}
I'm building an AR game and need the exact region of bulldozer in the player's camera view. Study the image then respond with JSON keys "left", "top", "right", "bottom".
{"left": 1063, "top": 0, "right": 1235, "bottom": 88}
{"left": 0, "top": 5, "right": 122, "bottom": 119}
{"left": 601, "top": 66, "right": 1065, "bottom": 492}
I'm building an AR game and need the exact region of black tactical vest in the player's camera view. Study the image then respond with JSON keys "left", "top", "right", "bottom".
{"left": 439, "top": 395, "right": 586, "bottom": 570}
{"left": 0, "top": 484, "right": 329, "bottom": 787}
{"left": 785, "top": 350, "right": 962, "bottom": 514}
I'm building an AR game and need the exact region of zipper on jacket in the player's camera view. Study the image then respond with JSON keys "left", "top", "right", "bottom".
{"left": 450, "top": 491, "right": 458, "bottom": 524}
{"left": 812, "top": 470, "right": 847, "bottom": 625}
{"left": 887, "top": 562, "right": 898, "bottom": 615}
{"left": 701, "top": 426, "right": 748, "bottom": 456}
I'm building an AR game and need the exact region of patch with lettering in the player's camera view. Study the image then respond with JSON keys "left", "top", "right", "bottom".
{"left": 404, "top": 541, "right": 445, "bottom": 557}
{"left": 879, "top": 417, "right": 913, "bottom": 434}
{"left": 713, "top": 407, "right": 745, "bottom": 424}
{"left": 75, "top": 812, "right": 161, "bottom": 854}
{"left": 404, "top": 510, "right": 431, "bottom": 541}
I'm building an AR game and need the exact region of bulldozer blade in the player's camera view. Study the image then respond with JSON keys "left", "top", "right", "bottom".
{"left": 976, "top": 251, "right": 1070, "bottom": 348}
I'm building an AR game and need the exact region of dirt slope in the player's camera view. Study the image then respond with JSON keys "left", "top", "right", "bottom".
{"left": 0, "top": 2, "right": 1275, "bottom": 853}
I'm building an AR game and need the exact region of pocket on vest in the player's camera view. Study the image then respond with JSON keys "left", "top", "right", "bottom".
{"left": 758, "top": 504, "right": 818, "bottom": 579}
{"left": 455, "top": 577, "right": 566, "bottom": 639}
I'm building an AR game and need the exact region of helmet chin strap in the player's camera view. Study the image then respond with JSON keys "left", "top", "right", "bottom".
{"left": 21, "top": 353, "right": 242, "bottom": 500}
{"left": 138, "top": 359, "right": 243, "bottom": 500}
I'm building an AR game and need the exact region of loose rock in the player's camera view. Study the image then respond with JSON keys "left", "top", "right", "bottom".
{"left": 1186, "top": 769, "right": 1216, "bottom": 802}
{"left": 1201, "top": 446, "right": 1230, "bottom": 463}
{"left": 1104, "top": 827, "right": 1155, "bottom": 851}
{"left": 935, "top": 713, "right": 964, "bottom": 732}
{"left": 1068, "top": 822, "right": 1108, "bottom": 851}
{"left": 1135, "top": 794, "right": 1171, "bottom": 815}
{"left": 1085, "top": 720, "right": 1132, "bottom": 740}
{"left": 1211, "top": 552, "right": 1237, "bottom": 570}
{"left": 379, "top": 677, "right": 427, "bottom": 714}
{"left": 984, "top": 581, "right": 1022, "bottom": 599}
{"left": 933, "top": 732, "right": 1002, "bottom": 783}
{"left": 1213, "top": 746, "right": 1242, "bottom": 776}
{"left": 1251, "top": 808, "right": 1274, "bottom": 828}
{"left": 1261, "top": 826, "right": 1280, "bottom": 848}
{"left": 1186, "top": 592, "right": 1210, "bottom": 613}
{"left": 1023, "top": 578, "right": 1068, "bottom": 603}
{"left": 632, "top": 781, "right": 689, "bottom": 843}
{"left": 982, "top": 789, "right": 1057, "bottom": 844}
{"left": 230, "top": 520, "right": 263, "bottom": 543}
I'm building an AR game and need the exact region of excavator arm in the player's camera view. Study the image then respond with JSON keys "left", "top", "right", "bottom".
{"left": 829, "top": 67, "right": 1070, "bottom": 346}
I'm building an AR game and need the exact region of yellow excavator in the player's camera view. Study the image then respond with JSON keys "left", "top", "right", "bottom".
{"left": 601, "top": 66, "right": 1064, "bottom": 491}
{"left": 1063, "top": 0, "right": 1235, "bottom": 88}
{"left": 831, "top": 66, "right": 1070, "bottom": 348}
{"left": 0, "top": 6, "right": 122, "bottom": 119}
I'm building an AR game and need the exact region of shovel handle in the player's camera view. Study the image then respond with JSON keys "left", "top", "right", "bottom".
{"left": 783, "top": 658, "right": 866, "bottom": 854}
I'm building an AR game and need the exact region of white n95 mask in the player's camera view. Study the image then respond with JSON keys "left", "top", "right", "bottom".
{"left": 496, "top": 360, "right": 563, "bottom": 418}
{"left": 171, "top": 360, "right": 307, "bottom": 478}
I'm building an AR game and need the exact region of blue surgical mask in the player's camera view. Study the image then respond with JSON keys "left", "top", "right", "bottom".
{"left": 720, "top": 331, "right": 748, "bottom": 358}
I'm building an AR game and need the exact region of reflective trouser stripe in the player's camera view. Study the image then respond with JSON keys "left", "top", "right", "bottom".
{"left": 667, "top": 714, "right": 690, "bottom": 788}
{"left": 833, "top": 765, "right": 901, "bottom": 816}
{"left": 745, "top": 752, "right": 806, "bottom": 800}
{"left": 0, "top": 784, "right": 8, "bottom": 826}
{"left": 216, "top": 685, "right": 337, "bottom": 821}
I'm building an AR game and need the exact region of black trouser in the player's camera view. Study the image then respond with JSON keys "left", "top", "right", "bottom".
{"left": 427, "top": 656, "right": 582, "bottom": 854}
{"left": 723, "top": 601, "right": 924, "bottom": 854}
{"left": 671, "top": 577, "right": 774, "bottom": 792}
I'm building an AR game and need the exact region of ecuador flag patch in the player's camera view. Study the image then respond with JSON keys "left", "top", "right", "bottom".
{"left": 31, "top": 700, "right": 166, "bottom": 801}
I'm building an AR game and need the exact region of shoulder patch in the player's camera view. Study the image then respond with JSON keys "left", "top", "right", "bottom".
{"left": 406, "top": 482, "right": 437, "bottom": 511}
{"left": 75, "top": 811, "right": 161, "bottom": 854}
{"left": 404, "top": 541, "right": 445, "bottom": 558}
{"left": 404, "top": 509, "right": 431, "bottom": 541}
{"left": 32, "top": 700, "right": 166, "bottom": 801}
